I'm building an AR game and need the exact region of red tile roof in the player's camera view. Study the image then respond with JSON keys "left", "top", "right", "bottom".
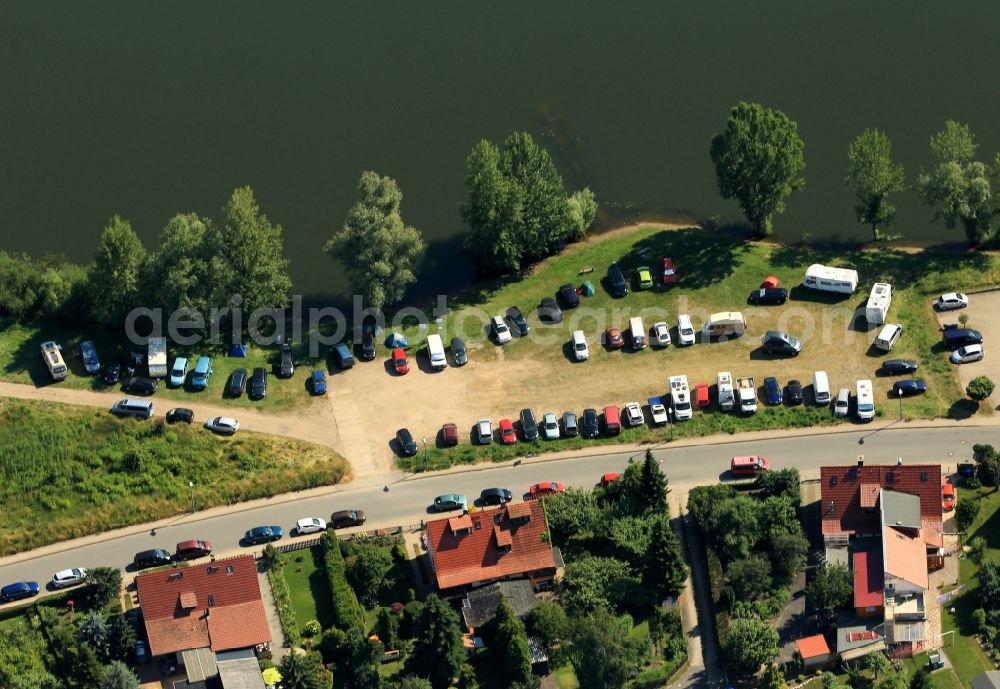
{"left": 820, "top": 464, "right": 942, "bottom": 539}
{"left": 853, "top": 550, "right": 884, "bottom": 609}
{"left": 427, "top": 501, "right": 556, "bottom": 591}
{"left": 136, "top": 555, "right": 271, "bottom": 657}
{"left": 795, "top": 634, "right": 831, "bottom": 659}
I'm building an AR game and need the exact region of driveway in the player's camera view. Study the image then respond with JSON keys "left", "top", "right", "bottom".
{"left": 933, "top": 289, "right": 1000, "bottom": 409}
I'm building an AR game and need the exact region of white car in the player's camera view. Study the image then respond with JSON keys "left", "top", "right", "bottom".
{"left": 652, "top": 321, "right": 671, "bottom": 347}
{"left": 296, "top": 517, "right": 327, "bottom": 535}
{"left": 205, "top": 416, "right": 240, "bottom": 435}
{"left": 649, "top": 403, "right": 669, "bottom": 424}
{"left": 476, "top": 418, "right": 494, "bottom": 444}
{"left": 950, "top": 344, "right": 984, "bottom": 364}
{"left": 541, "top": 412, "right": 560, "bottom": 440}
{"left": 571, "top": 330, "right": 589, "bottom": 361}
{"left": 623, "top": 402, "right": 644, "bottom": 427}
{"left": 677, "top": 314, "right": 696, "bottom": 346}
{"left": 937, "top": 292, "right": 969, "bottom": 311}
{"left": 491, "top": 316, "right": 512, "bottom": 344}
{"left": 51, "top": 568, "right": 88, "bottom": 589}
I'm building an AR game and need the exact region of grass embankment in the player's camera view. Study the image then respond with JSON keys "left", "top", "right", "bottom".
{"left": 0, "top": 398, "right": 349, "bottom": 555}
{"left": 399, "top": 225, "right": 1000, "bottom": 471}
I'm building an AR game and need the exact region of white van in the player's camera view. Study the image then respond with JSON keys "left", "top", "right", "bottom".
{"left": 426, "top": 334, "right": 447, "bottom": 369}
{"left": 874, "top": 323, "right": 903, "bottom": 352}
{"left": 834, "top": 388, "right": 850, "bottom": 417}
{"left": 40, "top": 341, "right": 68, "bottom": 381}
{"left": 572, "top": 330, "right": 589, "bottom": 361}
{"left": 111, "top": 399, "right": 154, "bottom": 419}
{"left": 703, "top": 312, "right": 747, "bottom": 338}
{"left": 813, "top": 371, "right": 831, "bottom": 405}
{"left": 855, "top": 380, "right": 875, "bottom": 421}
{"left": 629, "top": 316, "right": 646, "bottom": 349}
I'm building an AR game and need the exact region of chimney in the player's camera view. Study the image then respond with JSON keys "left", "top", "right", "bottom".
{"left": 896, "top": 457, "right": 903, "bottom": 466}
{"left": 857, "top": 459, "right": 864, "bottom": 467}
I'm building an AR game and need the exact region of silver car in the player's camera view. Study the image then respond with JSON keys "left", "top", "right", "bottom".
{"left": 52, "top": 568, "right": 88, "bottom": 589}
{"left": 476, "top": 418, "right": 494, "bottom": 444}
{"left": 541, "top": 412, "right": 560, "bottom": 440}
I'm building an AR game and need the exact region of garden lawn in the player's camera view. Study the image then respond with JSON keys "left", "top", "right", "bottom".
{"left": 0, "top": 398, "right": 348, "bottom": 555}
{"left": 279, "top": 549, "right": 335, "bottom": 630}
{"left": 554, "top": 663, "right": 581, "bottom": 689}
{"left": 902, "top": 653, "right": 963, "bottom": 689}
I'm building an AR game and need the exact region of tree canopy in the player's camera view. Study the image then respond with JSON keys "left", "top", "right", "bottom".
{"left": 723, "top": 618, "right": 779, "bottom": 676}
{"left": 643, "top": 515, "right": 687, "bottom": 601}
{"left": 561, "top": 555, "right": 640, "bottom": 615}
{"left": 569, "top": 607, "right": 646, "bottom": 689}
{"left": 87, "top": 216, "right": 147, "bottom": 328}
{"left": 805, "top": 564, "right": 853, "bottom": 616}
{"left": 146, "top": 213, "right": 230, "bottom": 315}
{"left": 967, "top": 376, "right": 996, "bottom": 402}
{"left": 406, "top": 594, "right": 465, "bottom": 689}
{"left": 100, "top": 661, "right": 141, "bottom": 689}
{"left": 845, "top": 129, "right": 906, "bottom": 241}
{"left": 493, "top": 597, "right": 533, "bottom": 686}
{"left": 278, "top": 650, "right": 331, "bottom": 689}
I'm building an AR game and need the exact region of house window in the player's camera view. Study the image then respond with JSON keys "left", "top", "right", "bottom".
{"left": 226, "top": 565, "right": 234, "bottom": 575}
{"left": 494, "top": 515, "right": 502, "bottom": 525}
{"left": 208, "top": 595, "right": 215, "bottom": 606}
{"left": 849, "top": 468, "right": 857, "bottom": 479}
{"left": 887, "top": 471, "right": 895, "bottom": 482}
{"left": 475, "top": 521, "right": 482, "bottom": 531}
{"left": 831, "top": 476, "right": 838, "bottom": 486}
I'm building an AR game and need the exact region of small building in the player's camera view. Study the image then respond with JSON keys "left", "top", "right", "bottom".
{"left": 461, "top": 579, "right": 539, "bottom": 629}
{"left": 795, "top": 634, "right": 832, "bottom": 669}
{"left": 971, "top": 672, "right": 1000, "bottom": 689}
{"left": 528, "top": 636, "right": 550, "bottom": 674}
{"left": 836, "top": 614, "right": 886, "bottom": 665}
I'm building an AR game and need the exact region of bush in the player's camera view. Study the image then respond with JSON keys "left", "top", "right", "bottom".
{"left": 967, "top": 376, "right": 996, "bottom": 402}
{"left": 956, "top": 497, "right": 980, "bottom": 530}
{"left": 302, "top": 619, "right": 322, "bottom": 638}
{"left": 260, "top": 544, "right": 281, "bottom": 571}
{"left": 267, "top": 564, "right": 300, "bottom": 645}
{"left": 320, "top": 532, "right": 363, "bottom": 630}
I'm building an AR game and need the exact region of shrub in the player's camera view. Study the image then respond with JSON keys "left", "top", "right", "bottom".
{"left": 320, "top": 532, "right": 363, "bottom": 630}
{"left": 267, "top": 564, "right": 300, "bottom": 645}
{"left": 260, "top": 544, "right": 281, "bottom": 571}
{"left": 956, "top": 498, "right": 980, "bottom": 530}
{"left": 302, "top": 620, "right": 322, "bottom": 638}
{"left": 967, "top": 376, "right": 996, "bottom": 402}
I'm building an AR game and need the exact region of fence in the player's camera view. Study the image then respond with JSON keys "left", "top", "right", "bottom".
{"left": 257, "top": 523, "right": 425, "bottom": 558}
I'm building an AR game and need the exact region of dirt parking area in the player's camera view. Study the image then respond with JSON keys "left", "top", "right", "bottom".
{"left": 933, "top": 289, "right": 1000, "bottom": 409}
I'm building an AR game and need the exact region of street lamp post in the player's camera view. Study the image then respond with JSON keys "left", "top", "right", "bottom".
{"left": 422, "top": 436, "right": 428, "bottom": 471}
{"left": 898, "top": 388, "right": 904, "bottom": 421}
{"left": 189, "top": 481, "right": 195, "bottom": 514}
{"left": 667, "top": 407, "right": 674, "bottom": 439}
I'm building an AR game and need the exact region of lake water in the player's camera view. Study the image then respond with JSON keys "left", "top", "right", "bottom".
{"left": 2, "top": 1, "right": 999, "bottom": 304}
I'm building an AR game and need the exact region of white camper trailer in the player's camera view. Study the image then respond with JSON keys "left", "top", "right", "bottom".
{"left": 717, "top": 372, "right": 735, "bottom": 411}
{"left": 703, "top": 312, "right": 747, "bottom": 338}
{"left": 147, "top": 337, "right": 168, "bottom": 378}
{"left": 865, "top": 283, "right": 893, "bottom": 325}
{"left": 803, "top": 264, "right": 858, "bottom": 294}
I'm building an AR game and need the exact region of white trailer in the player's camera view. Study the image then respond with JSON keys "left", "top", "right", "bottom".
{"left": 717, "top": 371, "right": 735, "bottom": 411}
{"left": 703, "top": 312, "right": 747, "bottom": 338}
{"left": 147, "top": 337, "right": 168, "bottom": 378}
{"left": 803, "top": 264, "right": 859, "bottom": 294}
{"left": 865, "top": 283, "right": 893, "bottom": 325}
{"left": 668, "top": 375, "right": 692, "bottom": 421}
{"left": 736, "top": 376, "right": 757, "bottom": 415}
{"left": 426, "top": 333, "right": 447, "bottom": 369}
{"left": 40, "top": 341, "right": 68, "bottom": 381}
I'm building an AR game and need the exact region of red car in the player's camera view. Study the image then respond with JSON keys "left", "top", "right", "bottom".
{"left": 529, "top": 481, "right": 566, "bottom": 497}
{"left": 441, "top": 423, "right": 459, "bottom": 447}
{"left": 605, "top": 327, "right": 624, "bottom": 349}
{"left": 392, "top": 347, "right": 409, "bottom": 374}
{"left": 662, "top": 257, "right": 677, "bottom": 285}
{"left": 599, "top": 472, "right": 620, "bottom": 487}
{"left": 499, "top": 418, "right": 516, "bottom": 445}
{"left": 942, "top": 482, "right": 956, "bottom": 511}
{"left": 694, "top": 383, "right": 710, "bottom": 409}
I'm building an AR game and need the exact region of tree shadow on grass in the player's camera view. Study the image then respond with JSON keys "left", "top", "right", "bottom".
{"left": 305, "top": 547, "right": 337, "bottom": 629}
{"left": 610, "top": 225, "right": 751, "bottom": 290}
{"left": 947, "top": 400, "right": 979, "bottom": 420}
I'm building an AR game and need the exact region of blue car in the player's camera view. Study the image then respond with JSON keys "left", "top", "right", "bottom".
{"left": 763, "top": 377, "right": 783, "bottom": 405}
{"left": 0, "top": 581, "right": 40, "bottom": 603}
{"left": 311, "top": 370, "right": 327, "bottom": 395}
{"left": 169, "top": 357, "right": 189, "bottom": 387}
{"left": 191, "top": 356, "right": 212, "bottom": 390}
{"left": 892, "top": 379, "right": 927, "bottom": 397}
{"left": 244, "top": 526, "right": 283, "bottom": 545}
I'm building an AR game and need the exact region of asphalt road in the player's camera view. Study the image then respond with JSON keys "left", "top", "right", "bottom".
{"left": 0, "top": 424, "right": 991, "bottom": 601}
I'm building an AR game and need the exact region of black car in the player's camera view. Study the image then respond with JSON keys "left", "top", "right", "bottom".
{"left": 760, "top": 331, "right": 802, "bottom": 356}
{"left": 331, "top": 510, "right": 366, "bottom": 528}
{"left": 892, "top": 379, "right": 927, "bottom": 397}
{"left": 748, "top": 287, "right": 788, "bottom": 305}
{"left": 480, "top": 487, "right": 513, "bottom": 506}
{"left": 941, "top": 327, "right": 983, "bottom": 351}
{"left": 608, "top": 262, "right": 628, "bottom": 298}
{"left": 538, "top": 297, "right": 563, "bottom": 324}
{"left": 165, "top": 407, "right": 194, "bottom": 424}
{"left": 249, "top": 367, "right": 267, "bottom": 400}
{"left": 559, "top": 283, "right": 580, "bottom": 309}
{"left": 244, "top": 526, "right": 283, "bottom": 546}
{"left": 506, "top": 306, "right": 530, "bottom": 336}
{"left": 227, "top": 367, "right": 248, "bottom": 397}
{"left": 133, "top": 549, "right": 172, "bottom": 570}
{"left": 278, "top": 343, "right": 294, "bottom": 378}
{"left": 396, "top": 428, "right": 418, "bottom": 456}
{"left": 102, "top": 362, "right": 122, "bottom": 385}
{"left": 360, "top": 331, "right": 376, "bottom": 361}
{"left": 786, "top": 379, "right": 803, "bottom": 405}
{"left": 123, "top": 376, "right": 158, "bottom": 394}
{"left": 581, "top": 408, "right": 599, "bottom": 438}
{"left": 882, "top": 359, "right": 919, "bottom": 376}
{"left": 451, "top": 337, "right": 468, "bottom": 366}
{"left": 520, "top": 408, "right": 539, "bottom": 441}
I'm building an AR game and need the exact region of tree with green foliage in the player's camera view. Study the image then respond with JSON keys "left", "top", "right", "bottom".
{"left": 955, "top": 497, "right": 980, "bottom": 530}
{"left": 769, "top": 530, "right": 810, "bottom": 583}
{"left": 325, "top": 171, "right": 426, "bottom": 310}
{"left": 909, "top": 668, "right": 933, "bottom": 689}
{"left": 48, "top": 624, "right": 104, "bottom": 689}
{"left": 494, "top": 597, "right": 533, "bottom": 686}
{"left": 755, "top": 468, "right": 801, "bottom": 502}
{"left": 147, "top": 213, "right": 230, "bottom": 315}
{"left": 0, "top": 621, "right": 59, "bottom": 689}
{"left": 973, "top": 443, "right": 1000, "bottom": 488}
{"left": 375, "top": 606, "right": 401, "bottom": 651}
{"left": 822, "top": 671, "right": 843, "bottom": 689}
{"left": 569, "top": 607, "right": 646, "bottom": 689}
{"left": 978, "top": 559, "right": 1000, "bottom": 610}
{"left": 805, "top": 564, "right": 853, "bottom": 617}
{"left": 543, "top": 488, "right": 605, "bottom": 544}
{"left": 406, "top": 594, "right": 465, "bottom": 689}
{"left": 83, "top": 567, "right": 122, "bottom": 610}
{"left": 342, "top": 629, "right": 382, "bottom": 689}
{"left": 393, "top": 679, "right": 434, "bottom": 689}
{"left": 709, "top": 102, "right": 806, "bottom": 237}
{"left": 77, "top": 611, "right": 111, "bottom": 662}
{"left": 644, "top": 515, "right": 687, "bottom": 601}
{"left": 639, "top": 450, "right": 669, "bottom": 513}
{"left": 612, "top": 453, "right": 668, "bottom": 518}
{"left": 456, "top": 664, "right": 479, "bottom": 689}
{"left": 967, "top": 376, "right": 996, "bottom": 402}
{"left": 916, "top": 121, "right": 998, "bottom": 246}
{"left": 526, "top": 600, "right": 569, "bottom": 646}
{"left": 605, "top": 515, "right": 656, "bottom": 564}
{"left": 723, "top": 618, "right": 779, "bottom": 676}
{"left": 561, "top": 555, "right": 640, "bottom": 615}
{"left": 343, "top": 539, "right": 394, "bottom": 607}
{"left": 101, "top": 661, "right": 141, "bottom": 689}
{"left": 220, "top": 185, "right": 292, "bottom": 315}
{"left": 567, "top": 187, "right": 599, "bottom": 240}
{"left": 726, "top": 554, "right": 773, "bottom": 600}
{"left": 845, "top": 129, "right": 906, "bottom": 241}
{"left": 867, "top": 650, "right": 892, "bottom": 679}
{"left": 760, "top": 663, "right": 788, "bottom": 689}
{"left": 107, "top": 614, "right": 136, "bottom": 663}
{"left": 87, "top": 216, "right": 147, "bottom": 328}
{"left": 278, "top": 650, "right": 331, "bottom": 689}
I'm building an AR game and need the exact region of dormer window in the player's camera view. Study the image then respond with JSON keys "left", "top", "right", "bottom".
{"left": 848, "top": 468, "right": 857, "bottom": 479}
{"left": 886, "top": 470, "right": 895, "bottom": 482}
{"left": 830, "top": 476, "right": 838, "bottom": 486}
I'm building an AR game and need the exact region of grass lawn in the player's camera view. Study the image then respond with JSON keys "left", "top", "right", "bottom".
{"left": 554, "top": 663, "right": 581, "bottom": 689}
{"left": 902, "top": 653, "right": 964, "bottom": 689}
{"left": 0, "top": 397, "right": 348, "bottom": 555}
{"left": 279, "top": 548, "right": 335, "bottom": 630}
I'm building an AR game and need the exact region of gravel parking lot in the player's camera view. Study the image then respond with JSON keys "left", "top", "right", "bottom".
{"left": 934, "top": 289, "right": 1000, "bottom": 410}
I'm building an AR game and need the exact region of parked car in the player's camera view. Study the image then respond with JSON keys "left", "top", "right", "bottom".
{"left": 204, "top": 416, "right": 239, "bottom": 435}
{"left": 608, "top": 262, "right": 628, "bottom": 297}
{"left": 278, "top": 343, "right": 294, "bottom": 378}
{"left": 520, "top": 408, "right": 539, "bottom": 441}
{"left": 396, "top": 428, "right": 418, "bottom": 456}
{"left": 538, "top": 297, "right": 563, "bottom": 324}
{"left": 694, "top": 383, "right": 710, "bottom": 409}
{"left": 942, "top": 326, "right": 983, "bottom": 351}
{"left": 882, "top": 359, "right": 919, "bottom": 375}
{"left": 480, "top": 487, "right": 513, "bottom": 506}
{"left": 244, "top": 526, "right": 283, "bottom": 545}
{"left": 332, "top": 343, "right": 355, "bottom": 369}
{"left": 360, "top": 331, "right": 377, "bottom": 361}
{"left": 623, "top": 402, "right": 644, "bottom": 427}
{"left": 433, "top": 494, "right": 467, "bottom": 512}
{"left": 892, "top": 379, "right": 927, "bottom": 397}
{"left": 786, "top": 379, "right": 803, "bottom": 405}
{"left": 175, "top": 539, "right": 213, "bottom": 560}
{"left": 581, "top": 408, "right": 599, "bottom": 438}
{"left": 80, "top": 340, "right": 101, "bottom": 374}
{"left": 571, "top": 330, "right": 589, "bottom": 361}
{"left": 748, "top": 287, "right": 788, "bottom": 305}
{"left": 559, "top": 283, "right": 581, "bottom": 308}
{"left": 102, "top": 362, "right": 122, "bottom": 385}
{"left": 649, "top": 402, "right": 669, "bottom": 424}
{"left": 950, "top": 344, "right": 984, "bottom": 364}
{"left": 476, "top": 418, "right": 494, "bottom": 444}
{"left": 0, "top": 581, "right": 40, "bottom": 602}
{"left": 191, "top": 356, "right": 213, "bottom": 390}
{"left": 123, "top": 376, "right": 158, "bottom": 394}
{"left": 491, "top": 315, "right": 512, "bottom": 344}
{"left": 311, "top": 370, "right": 328, "bottom": 395}
{"left": 529, "top": 481, "right": 566, "bottom": 497}
{"left": 652, "top": 321, "right": 671, "bottom": 347}
{"left": 227, "top": 367, "right": 248, "bottom": 397}
{"left": 677, "top": 315, "right": 696, "bottom": 346}
{"left": 936, "top": 293, "right": 969, "bottom": 311}
{"left": 441, "top": 423, "right": 459, "bottom": 447}
{"left": 135, "top": 640, "right": 148, "bottom": 664}
{"left": 636, "top": 265, "right": 653, "bottom": 289}
{"left": 661, "top": 257, "right": 677, "bottom": 285}
{"left": 562, "top": 411, "right": 579, "bottom": 437}
{"left": 165, "top": 407, "right": 194, "bottom": 424}
{"left": 761, "top": 331, "right": 802, "bottom": 356}
{"left": 764, "top": 377, "right": 783, "bottom": 405}
{"left": 541, "top": 412, "right": 560, "bottom": 440}
{"left": 249, "top": 367, "right": 267, "bottom": 399}
{"left": 942, "top": 482, "right": 956, "bottom": 511}
{"left": 600, "top": 473, "right": 620, "bottom": 488}
{"left": 51, "top": 568, "right": 88, "bottom": 589}
{"left": 331, "top": 510, "right": 367, "bottom": 528}
{"left": 499, "top": 418, "right": 516, "bottom": 445}
{"left": 506, "top": 307, "right": 530, "bottom": 336}
{"left": 603, "top": 405, "right": 621, "bottom": 435}
{"left": 451, "top": 337, "right": 468, "bottom": 366}
{"left": 833, "top": 388, "right": 851, "bottom": 417}
{"left": 133, "top": 549, "right": 172, "bottom": 570}
{"left": 392, "top": 347, "right": 410, "bottom": 374}
{"left": 605, "top": 326, "right": 624, "bottom": 349}
{"left": 296, "top": 517, "right": 327, "bottom": 535}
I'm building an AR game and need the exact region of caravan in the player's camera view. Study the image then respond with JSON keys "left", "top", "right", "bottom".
{"left": 703, "top": 312, "right": 747, "bottom": 338}
{"left": 668, "top": 375, "right": 692, "bottom": 421}
{"left": 426, "top": 334, "right": 447, "bottom": 369}
{"left": 40, "top": 341, "right": 68, "bottom": 381}
{"left": 803, "top": 264, "right": 859, "bottom": 294}
{"left": 628, "top": 316, "right": 646, "bottom": 349}
{"left": 865, "top": 283, "right": 893, "bottom": 325}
